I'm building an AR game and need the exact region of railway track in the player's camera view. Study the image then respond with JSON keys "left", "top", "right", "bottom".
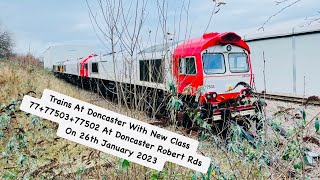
{"left": 254, "top": 92, "right": 320, "bottom": 106}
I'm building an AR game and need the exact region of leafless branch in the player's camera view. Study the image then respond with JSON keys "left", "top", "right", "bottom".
{"left": 259, "top": 0, "right": 302, "bottom": 31}
{"left": 275, "top": 0, "right": 290, "bottom": 5}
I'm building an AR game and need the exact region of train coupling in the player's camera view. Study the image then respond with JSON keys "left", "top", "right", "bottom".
{"left": 211, "top": 105, "right": 256, "bottom": 121}
{"left": 198, "top": 103, "right": 256, "bottom": 122}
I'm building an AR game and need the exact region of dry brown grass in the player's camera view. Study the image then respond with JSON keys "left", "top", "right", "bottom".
{"left": 7, "top": 53, "right": 43, "bottom": 68}
{"left": 0, "top": 60, "right": 116, "bottom": 178}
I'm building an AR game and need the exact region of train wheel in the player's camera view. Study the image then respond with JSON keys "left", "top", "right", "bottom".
{"left": 112, "top": 95, "right": 119, "bottom": 104}
{"left": 144, "top": 99, "right": 153, "bottom": 118}
{"left": 90, "top": 79, "right": 97, "bottom": 92}
{"left": 80, "top": 78, "right": 84, "bottom": 89}
{"left": 252, "top": 99, "right": 266, "bottom": 134}
{"left": 255, "top": 116, "right": 264, "bottom": 133}
{"left": 235, "top": 115, "right": 252, "bottom": 132}
{"left": 214, "top": 120, "right": 231, "bottom": 140}
{"left": 98, "top": 82, "right": 107, "bottom": 98}
{"left": 219, "top": 109, "right": 233, "bottom": 139}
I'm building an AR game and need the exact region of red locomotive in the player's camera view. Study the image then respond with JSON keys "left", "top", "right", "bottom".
{"left": 53, "top": 32, "right": 259, "bottom": 131}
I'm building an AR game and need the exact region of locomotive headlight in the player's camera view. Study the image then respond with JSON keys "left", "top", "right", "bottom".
{"left": 226, "top": 45, "right": 232, "bottom": 51}
{"left": 212, "top": 92, "right": 218, "bottom": 99}
{"left": 206, "top": 92, "right": 218, "bottom": 100}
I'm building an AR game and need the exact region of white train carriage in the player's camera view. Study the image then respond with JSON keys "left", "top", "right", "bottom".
{"left": 87, "top": 42, "right": 179, "bottom": 93}
{"left": 64, "top": 60, "right": 79, "bottom": 76}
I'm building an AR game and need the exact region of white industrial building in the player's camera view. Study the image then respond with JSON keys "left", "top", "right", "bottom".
{"left": 243, "top": 21, "right": 320, "bottom": 96}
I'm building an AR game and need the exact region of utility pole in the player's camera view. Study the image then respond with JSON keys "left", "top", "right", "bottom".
{"left": 292, "top": 27, "right": 297, "bottom": 94}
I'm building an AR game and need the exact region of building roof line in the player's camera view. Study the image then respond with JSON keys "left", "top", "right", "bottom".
{"left": 244, "top": 29, "right": 320, "bottom": 42}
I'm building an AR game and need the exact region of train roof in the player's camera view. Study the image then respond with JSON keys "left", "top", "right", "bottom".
{"left": 79, "top": 54, "right": 97, "bottom": 63}
{"left": 174, "top": 32, "right": 250, "bottom": 57}
{"left": 139, "top": 41, "right": 181, "bottom": 54}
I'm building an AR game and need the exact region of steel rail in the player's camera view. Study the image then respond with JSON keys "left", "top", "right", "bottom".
{"left": 254, "top": 92, "right": 320, "bottom": 106}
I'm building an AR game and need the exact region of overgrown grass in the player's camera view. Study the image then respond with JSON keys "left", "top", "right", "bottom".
{"left": 1, "top": 59, "right": 320, "bottom": 179}
{"left": 0, "top": 59, "right": 115, "bottom": 178}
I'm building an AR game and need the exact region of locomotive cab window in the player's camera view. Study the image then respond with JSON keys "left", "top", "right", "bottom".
{"left": 228, "top": 53, "right": 249, "bottom": 73}
{"left": 202, "top": 53, "right": 225, "bottom": 74}
{"left": 92, "top": 62, "right": 98, "bottom": 73}
{"left": 179, "top": 57, "right": 196, "bottom": 75}
{"left": 84, "top": 63, "right": 88, "bottom": 70}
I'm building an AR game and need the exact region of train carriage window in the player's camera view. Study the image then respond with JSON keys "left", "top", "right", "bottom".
{"left": 202, "top": 53, "right": 225, "bottom": 74}
{"left": 151, "top": 59, "right": 163, "bottom": 83}
{"left": 92, "top": 62, "right": 99, "bottom": 73}
{"left": 228, "top": 53, "right": 249, "bottom": 73}
{"left": 139, "top": 60, "right": 149, "bottom": 81}
{"left": 179, "top": 57, "right": 196, "bottom": 75}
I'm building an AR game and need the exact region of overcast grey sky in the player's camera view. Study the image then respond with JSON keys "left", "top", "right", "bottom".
{"left": 0, "top": 0, "right": 319, "bottom": 56}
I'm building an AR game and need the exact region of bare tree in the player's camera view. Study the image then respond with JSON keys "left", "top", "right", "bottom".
{"left": 0, "top": 27, "right": 14, "bottom": 58}
{"left": 86, "top": 0, "right": 150, "bottom": 115}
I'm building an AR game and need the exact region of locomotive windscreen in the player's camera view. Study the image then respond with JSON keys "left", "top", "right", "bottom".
{"left": 202, "top": 53, "right": 225, "bottom": 74}
{"left": 228, "top": 53, "right": 249, "bottom": 73}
